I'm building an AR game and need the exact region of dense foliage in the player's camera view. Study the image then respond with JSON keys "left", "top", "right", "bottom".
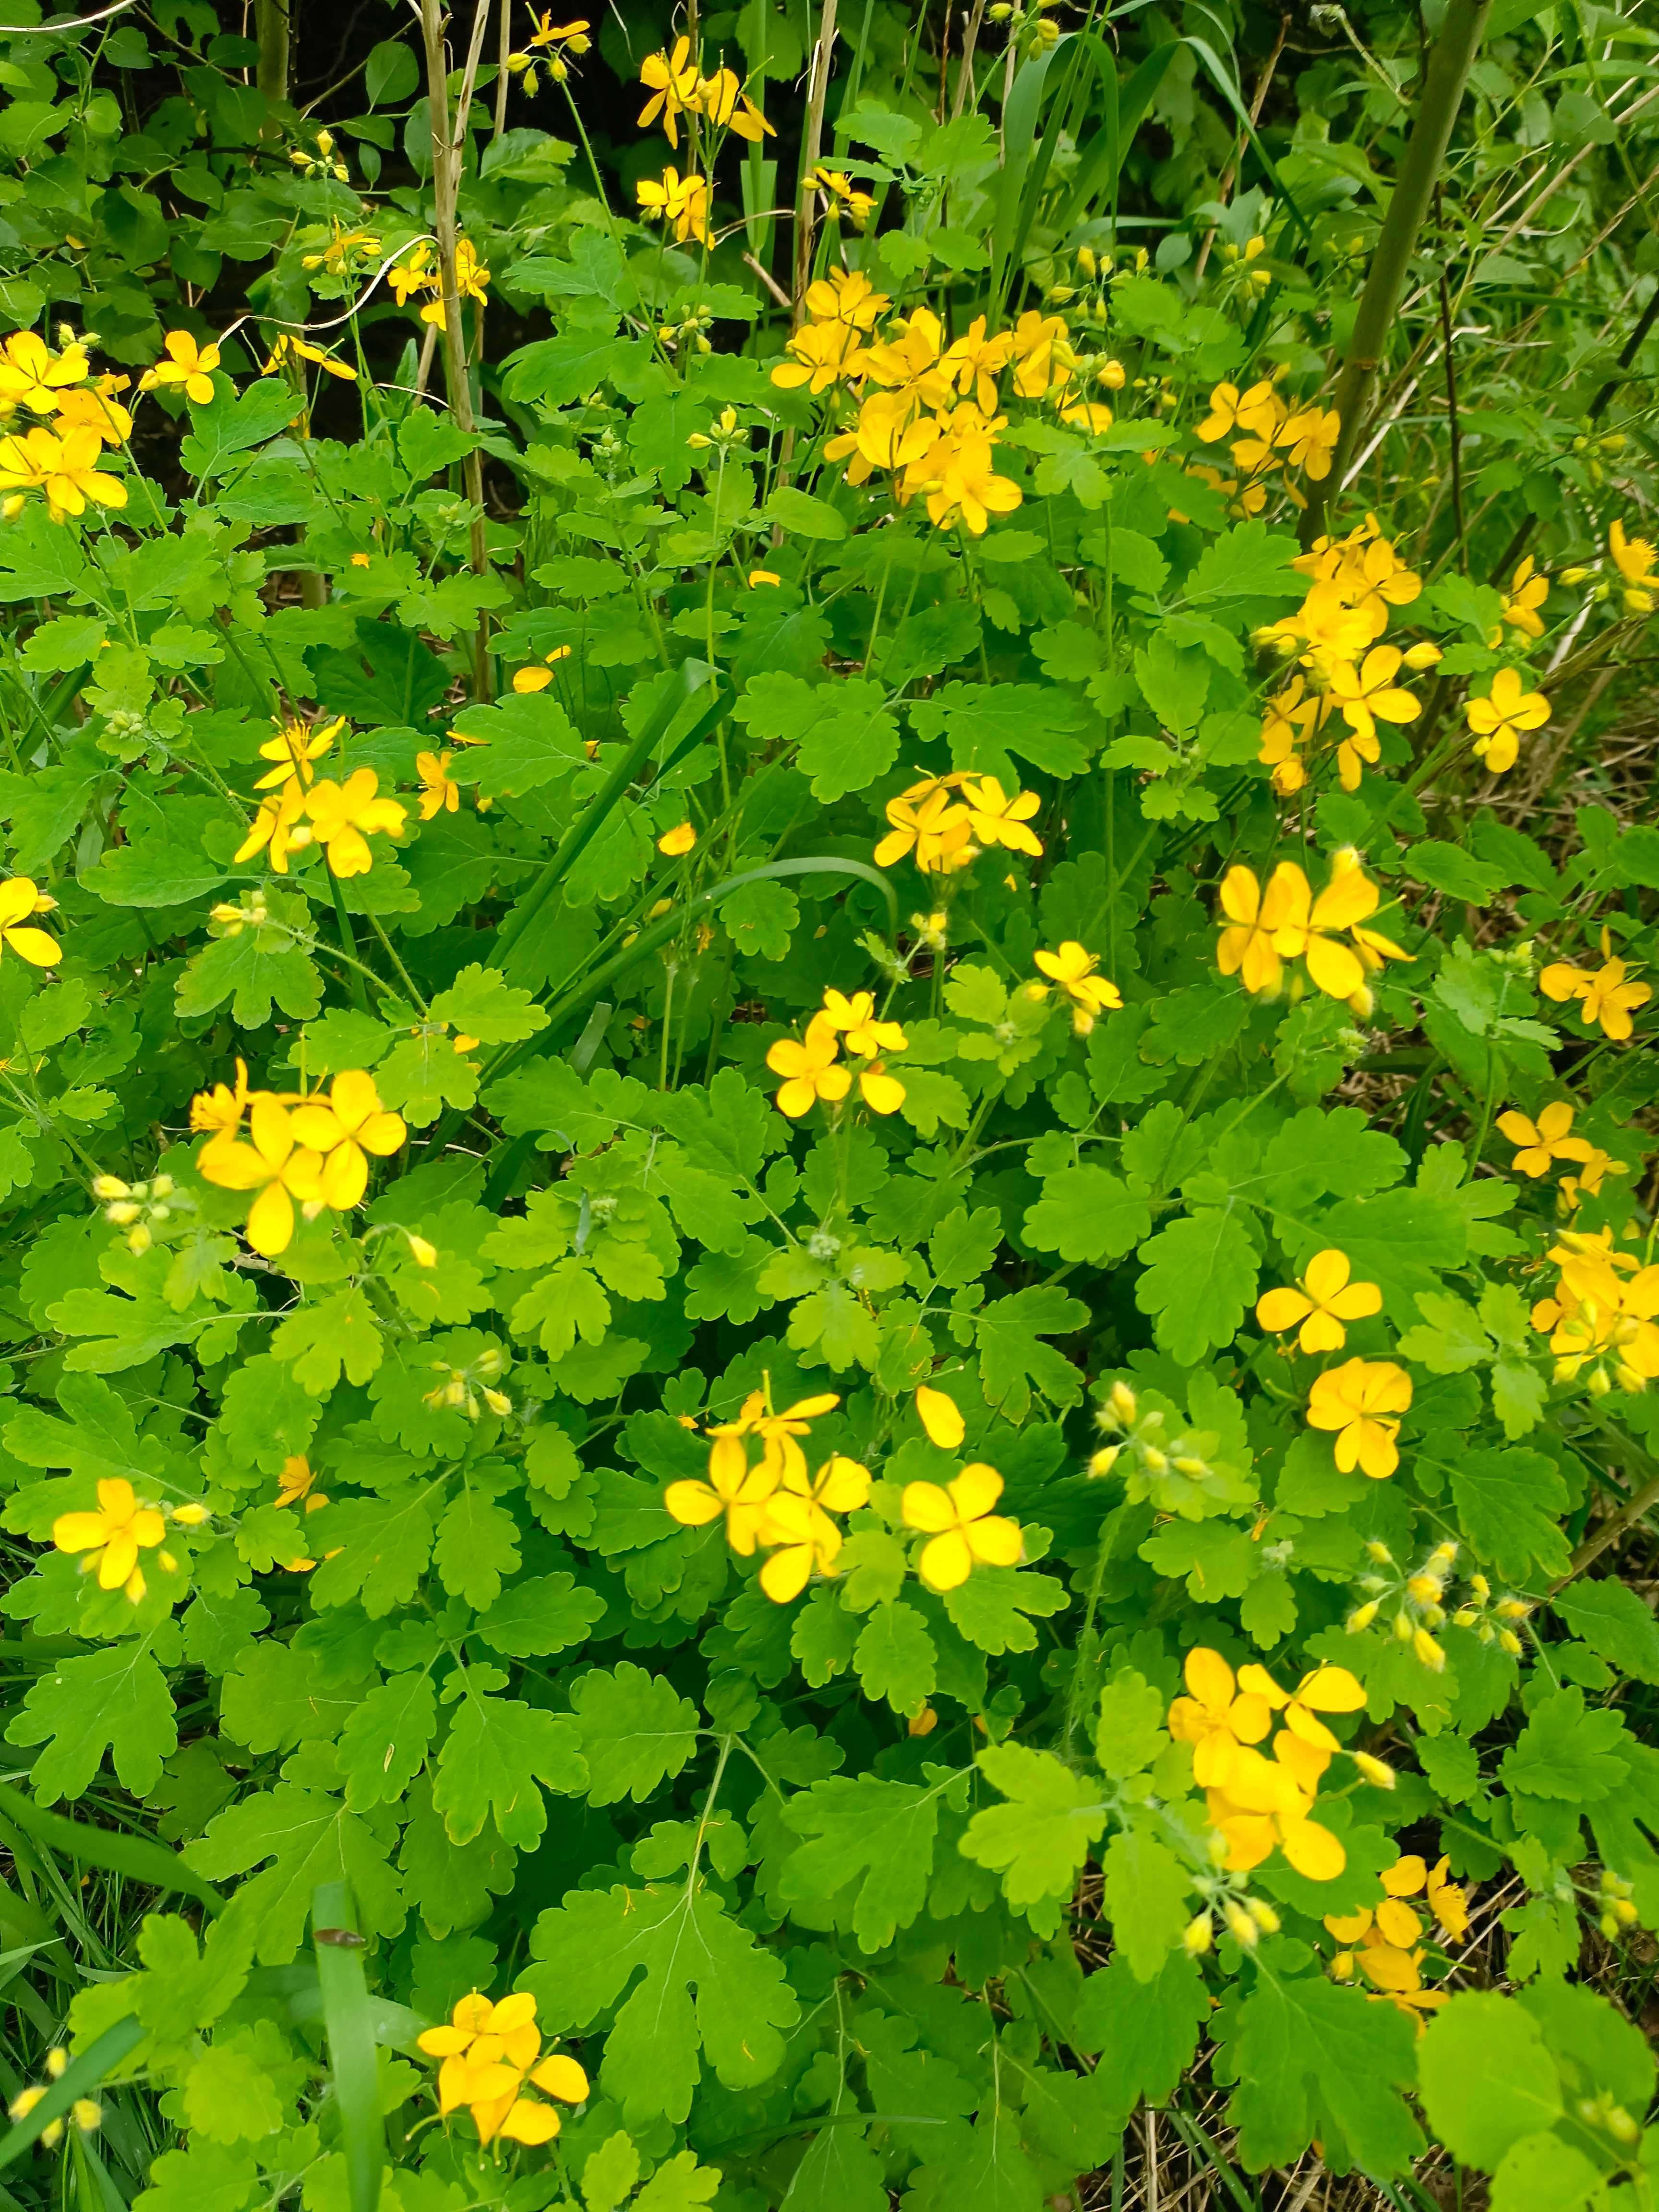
{"left": 0, "top": 3, "right": 1658, "bottom": 2210}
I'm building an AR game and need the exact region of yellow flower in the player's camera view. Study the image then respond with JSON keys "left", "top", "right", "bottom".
{"left": 756, "top": 1455, "right": 869, "bottom": 1602}
{"left": 52, "top": 1478, "right": 167, "bottom": 1601}
{"left": 418, "top": 240, "right": 490, "bottom": 330}
{"left": 912, "top": 406, "right": 1023, "bottom": 534}
{"left": 1324, "top": 645, "right": 1419, "bottom": 790}
{"left": 1196, "top": 379, "right": 1281, "bottom": 445}
{"left": 255, "top": 714, "right": 343, "bottom": 793}
{"left": 1277, "top": 404, "right": 1341, "bottom": 480}
{"left": 940, "top": 316, "right": 1015, "bottom": 412}
{"left": 1496, "top": 555, "right": 1549, "bottom": 640}
{"left": 819, "top": 987, "right": 907, "bottom": 1058}
{"left": 961, "top": 774, "right": 1043, "bottom": 856}
{"left": 873, "top": 778, "right": 975, "bottom": 874}
{"left": 915, "top": 1384, "right": 965, "bottom": 1448}
{"left": 388, "top": 243, "right": 438, "bottom": 305}
{"left": 264, "top": 333, "right": 358, "bottom": 382}
{"left": 1539, "top": 951, "right": 1651, "bottom": 1042}
{"left": 802, "top": 267, "right": 890, "bottom": 331}
{"left": 302, "top": 770, "right": 408, "bottom": 878}
{"left": 1234, "top": 1660, "right": 1367, "bottom": 1755}
{"left": 747, "top": 568, "right": 781, "bottom": 588}
{"left": 416, "top": 750, "right": 461, "bottom": 820}
{"left": 1495, "top": 1100, "right": 1596, "bottom": 1179}
{"left": 901, "top": 1464, "right": 1021, "bottom": 1591}
{"left": 288, "top": 1069, "right": 408, "bottom": 1210}
{"left": 807, "top": 165, "right": 875, "bottom": 223}
{"left": 1257, "top": 675, "right": 1328, "bottom": 794}
{"left": 1609, "top": 518, "right": 1656, "bottom": 613}
{"left": 235, "top": 782, "right": 309, "bottom": 875}
{"left": 1466, "top": 667, "right": 1549, "bottom": 776}
{"left": 663, "top": 1445, "right": 777, "bottom": 1555}
{"left": 0, "top": 876, "right": 60, "bottom": 967}
{"left": 197, "top": 1095, "right": 326, "bottom": 1256}
{"left": 301, "top": 222, "right": 383, "bottom": 274}
{"left": 696, "top": 65, "right": 772, "bottom": 141}
{"left": 1008, "top": 309, "right": 1075, "bottom": 399}
{"left": 0, "top": 424, "right": 127, "bottom": 520}
{"left": 1032, "top": 941, "right": 1121, "bottom": 1034}
{"left": 1256, "top": 1249, "right": 1382, "bottom": 1354}
{"left": 190, "top": 1058, "right": 250, "bottom": 1159}
{"left": 1202, "top": 1737, "right": 1347, "bottom": 1881}
{"left": 766, "top": 1012, "right": 851, "bottom": 1117}
{"left": 52, "top": 384, "right": 133, "bottom": 445}
{"left": 0, "top": 332, "right": 91, "bottom": 419}
{"left": 1305, "top": 1357, "right": 1413, "bottom": 1479}
{"left": 139, "top": 329, "right": 222, "bottom": 406}
{"left": 1166, "top": 1647, "right": 1274, "bottom": 1788}
{"left": 637, "top": 35, "right": 700, "bottom": 144}
{"left": 769, "top": 318, "right": 871, "bottom": 396}
{"left": 512, "top": 645, "right": 572, "bottom": 693}
{"left": 1214, "top": 862, "right": 1302, "bottom": 997}
{"left": 1271, "top": 852, "right": 1408, "bottom": 1008}
{"left": 636, "top": 166, "right": 710, "bottom": 247}
{"left": 657, "top": 821, "right": 696, "bottom": 856}
{"left": 273, "top": 1452, "right": 328, "bottom": 1569}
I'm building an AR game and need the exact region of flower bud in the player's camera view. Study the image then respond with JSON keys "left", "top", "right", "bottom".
{"left": 1365, "top": 1540, "right": 1394, "bottom": 1564}
{"left": 1402, "top": 641, "right": 1443, "bottom": 670}
{"left": 170, "top": 1502, "right": 211, "bottom": 1527}
{"left": 1413, "top": 1629, "right": 1445, "bottom": 1672}
{"left": 1352, "top": 1752, "right": 1395, "bottom": 1788}
{"left": 1559, "top": 565, "right": 1591, "bottom": 585}
{"left": 1088, "top": 1446, "right": 1121, "bottom": 1478}
{"left": 481, "top": 1388, "right": 512, "bottom": 1418}
{"left": 1223, "top": 1900, "right": 1259, "bottom": 1949}
{"left": 104, "top": 1201, "right": 140, "bottom": 1224}
{"left": 127, "top": 1224, "right": 152, "bottom": 1255}
{"left": 406, "top": 1233, "right": 439, "bottom": 1268}
{"left": 908, "top": 1705, "right": 938, "bottom": 1738}
{"left": 1247, "top": 1897, "right": 1280, "bottom": 1934}
{"left": 1108, "top": 1382, "right": 1138, "bottom": 1424}
{"left": 1347, "top": 1600, "right": 1379, "bottom": 1633}
{"left": 1182, "top": 1911, "right": 1213, "bottom": 1955}
{"left": 92, "top": 1175, "right": 131, "bottom": 1200}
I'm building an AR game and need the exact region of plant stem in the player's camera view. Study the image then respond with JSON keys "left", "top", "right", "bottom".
{"left": 793, "top": 0, "right": 839, "bottom": 319}
{"left": 1302, "top": 0, "right": 1492, "bottom": 541}
{"left": 254, "top": 0, "right": 289, "bottom": 103}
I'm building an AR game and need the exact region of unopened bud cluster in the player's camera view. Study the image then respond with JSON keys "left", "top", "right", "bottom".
{"left": 1595, "top": 1867, "right": 1640, "bottom": 1942}
{"left": 656, "top": 306, "right": 715, "bottom": 355}
{"left": 210, "top": 891, "right": 272, "bottom": 936}
{"left": 1089, "top": 1382, "right": 1218, "bottom": 1499}
{"left": 1183, "top": 1865, "right": 1281, "bottom": 1958}
{"left": 424, "top": 1345, "right": 510, "bottom": 1421}
{"left": 93, "top": 1171, "right": 186, "bottom": 1255}
{"left": 1450, "top": 1570, "right": 1532, "bottom": 1656}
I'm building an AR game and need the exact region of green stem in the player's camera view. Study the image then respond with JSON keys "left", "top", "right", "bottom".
{"left": 1302, "top": 0, "right": 1492, "bottom": 541}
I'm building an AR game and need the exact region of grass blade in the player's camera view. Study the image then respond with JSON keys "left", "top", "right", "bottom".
{"left": 313, "top": 1883, "right": 384, "bottom": 2212}
{"left": 0, "top": 2019, "right": 145, "bottom": 2177}
{"left": 0, "top": 1783, "right": 224, "bottom": 1916}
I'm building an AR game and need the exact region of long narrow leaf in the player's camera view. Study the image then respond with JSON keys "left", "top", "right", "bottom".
{"left": 313, "top": 1883, "right": 384, "bottom": 2212}
{"left": 1182, "top": 35, "right": 1313, "bottom": 241}
{"left": 0, "top": 1783, "right": 224, "bottom": 1916}
{"left": 0, "top": 2020, "right": 145, "bottom": 2176}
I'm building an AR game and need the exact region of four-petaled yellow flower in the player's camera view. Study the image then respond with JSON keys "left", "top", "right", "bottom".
{"left": 1495, "top": 554, "right": 1548, "bottom": 640}
{"left": 1324, "top": 645, "right": 1419, "bottom": 790}
{"left": 255, "top": 715, "right": 343, "bottom": 792}
{"left": 418, "top": 241, "right": 491, "bottom": 332}
{"left": 289, "top": 1070, "right": 408, "bottom": 1210}
{"left": 1032, "top": 941, "right": 1122, "bottom": 1034}
{"left": 874, "top": 778, "right": 974, "bottom": 874}
{"left": 637, "top": 166, "right": 710, "bottom": 247}
{"left": 52, "top": 1478, "right": 168, "bottom": 1601}
{"left": 1256, "top": 1249, "right": 1382, "bottom": 1354}
{"left": 1305, "top": 1356, "right": 1413, "bottom": 1479}
{"left": 961, "top": 775, "right": 1043, "bottom": 856}
{"left": 0, "top": 425, "right": 127, "bottom": 521}
{"left": 302, "top": 770, "right": 408, "bottom": 878}
{"left": 190, "top": 1057, "right": 250, "bottom": 1160}
{"left": 819, "top": 987, "right": 907, "bottom": 1058}
{"left": 901, "top": 1463, "right": 1021, "bottom": 1591}
{"left": 1214, "top": 862, "right": 1300, "bottom": 997}
{"left": 1236, "top": 1659, "right": 1367, "bottom": 1754}
{"left": 756, "top": 1454, "right": 870, "bottom": 1601}
{"left": 197, "top": 1095, "right": 327, "bottom": 1256}
{"left": 637, "top": 36, "right": 701, "bottom": 143}
{"left": 140, "top": 330, "right": 222, "bottom": 406}
{"left": 1466, "top": 667, "right": 1549, "bottom": 775}
{"left": 1325, "top": 1853, "right": 1467, "bottom": 2025}
{"left": 1277, "top": 404, "right": 1341, "bottom": 479}
{"left": 0, "top": 877, "right": 60, "bottom": 967}
{"left": 1609, "top": 518, "right": 1656, "bottom": 614}
{"left": 1539, "top": 946, "right": 1651, "bottom": 1042}
{"left": 1495, "top": 1100, "right": 1597, "bottom": 1179}
{"left": 766, "top": 1012, "right": 850, "bottom": 1117}
{"left": 1166, "top": 1646, "right": 1274, "bottom": 1787}
{"left": 417, "top": 751, "right": 462, "bottom": 819}
{"left": 807, "top": 165, "right": 875, "bottom": 224}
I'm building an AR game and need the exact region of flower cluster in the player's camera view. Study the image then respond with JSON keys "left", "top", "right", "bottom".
{"left": 1343, "top": 1537, "right": 1503, "bottom": 1672}
{"left": 385, "top": 240, "right": 490, "bottom": 331}
{"left": 637, "top": 36, "right": 771, "bottom": 146}
{"left": 1168, "top": 1648, "right": 1383, "bottom": 1883}
{"left": 417, "top": 1992, "right": 588, "bottom": 2147}
{"left": 234, "top": 714, "right": 408, "bottom": 878}
{"left": 1497, "top": 1099, "right": 1627, "bottom": 1211}
{"left": 1255, "top": 516, "right": 1430, "bottom": 792}
{"left": 1026, "top": 940, "right": 1122, "bottom": 1034}
{"left": 874, "top": 768, "right": 1044, "bottom": 874}
{"left": 93, "top": 1169, "right": 183, "bottom": 1256}
{"left": 662, "top": 1383, "right": 869, "bottom": 1602}
{"left": 505, "top": 12, "right": 589, "bottom": 95}
{"left": 0, "top": 328, "right": 130, "bottom": 521}
{"left": 1325, "top": 1851, "right": 1468, "bottom": 2027}
{"left": 192, "top": 1067, "right": 408, "bottom": 1257}
{"left": 1088, "top": 1382, "right": 1233, "bottom": 1517}
{"left": 766, "top": 987, "right": 908, "bottom": 1118}
{"left": 7, "top": 2049, "right": 101, "bottom": 2148}
{"left": 1530, "top": 1227, "right": 1659, "bottom": 1396}
{"left": 1216, "top": 847, "right": 1409, "bottom": 1018}
{"left": 1195, "top": 375, "right": 1339, "bottom": 522}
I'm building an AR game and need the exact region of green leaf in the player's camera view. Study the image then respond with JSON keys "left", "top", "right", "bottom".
{"left": 433, "top": 1688, "right": 587, "bottom": 1848}
{"left": 1553, "top": 1579, "right": 1659, "bottom": 1685}
{"left": 1074, "top": 1952, "right": 1209, "bottom": 2109}
{"left": 853, "top": 1599, "right": 937, "bottom": 1713}
{"left": 1100, "top": 1819, "right": 1190, "bottom": 1980}
{"left": 426, "top": 962, "right": 550, "bottom": 1046}
{"left": 1094, "top": 1671, "right": 1168, "bottom": 1779}
{"left": 1022, "top": 1166, "right": 1151, "bottom": 1265}
{"left": 186, "top": 1786, "right": 405, "bottom": 1965}
{"left": 1226, "top": 1954, "right": 1422, "bottom": 2175}
{"left": 182, "top": 2041, "right": 284, "bottom": 2144}
{"left": 1490, "top": 2132, "right": 1601, "bottom": 2212}
{"left": 271, "top": 1288, "right": 385, "bottom": 1395}
{"left": 337, "top": 1675, "right": 438, "bottom": 1812}
{"left": 943, "top": 1566, "right": 1068, "bottom": 1655}
{"left": 1416, "top": 1992, "right": 1563, "bottom": 2170}
{"left": 507, "top": 1257, "right": 612, "bottom": 1358}
{"left": 778, "top": 2126, "right": 886, "bottom": 2212}
{"left": 1443, "top": 1447, "right": 1570, "bottom": 1582}
{"left": 308, "top": 1491, "right": 442, "bottom": 1619}
{"left": 975, "top": 1285, "right": 1089, "bottom": 1420}
{"left": 568, "top": 1663, "right": 699, "bottom": 1805}
{"left": 781, "top": 1776, "right": 940, "bottom": 1951}
{"left": 524, "top": 1878, "right": 800, "bottom": 2123}
{"left": 433, "top": 1486, "right": 520, "bottom": 1610}
{"left": 962, "top": 1743, "right": 1105, "bottom": 1917}
{"left": 1500, "top": 1687, "right": 1630, "bottom": 1804}
{"left": 1134, "top": 1209, "right": 1258, "bottom": 1362}
{"left": 474, "top": 1571, "right": 606, "bottom": 1659}
{"left": 8, "top": 1635, "right": 178, "bottom": 1803}
{"left": 732, "top": 673, "right": 899, "bottom": 804}
{"left": 759, "top": 485, "right": 848, "bottom": 541}
{"left": 909, "top": 679, "right": 1092, "bottom": 781}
